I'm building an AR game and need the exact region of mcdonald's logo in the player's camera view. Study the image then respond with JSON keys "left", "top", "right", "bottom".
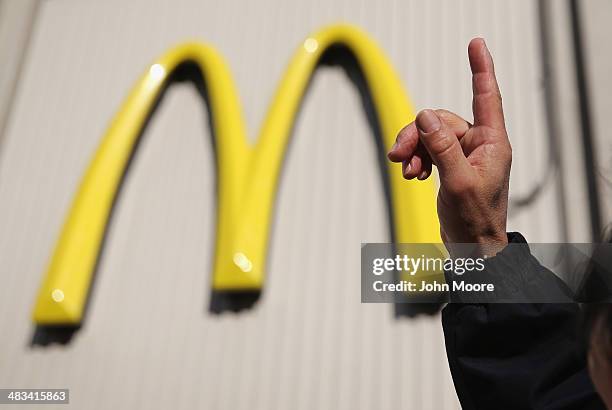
{"left": 32, "top": 24, "right": 441, "bottom": 326}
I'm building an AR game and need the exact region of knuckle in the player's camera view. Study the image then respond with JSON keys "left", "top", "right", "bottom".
{"left": 477, "top": 90, "right": 500, "bottom": 100}
{"left": 397, "top": 123, "right": 410, "bottom": 136}
{"left": 434, "top": 108, "right": 453, "bottom": 117}
{"left": 395, "top": 126, "right": 406, "bottom": 143}
{"left": 494, "top": 88, "right": 503, "bottom": 102}
{"left": 396, "top": 123, "right": 415, "bottom": 143}
{"left": 434, "top": 109, "right": 458, "bottom": 124}
{"left": 502, "top": 141, "right": 512, "bottom": 163}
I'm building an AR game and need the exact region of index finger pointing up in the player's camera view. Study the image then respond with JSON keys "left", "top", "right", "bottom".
{"left": 469, "top": 38, "right": 506, "bottom": 131}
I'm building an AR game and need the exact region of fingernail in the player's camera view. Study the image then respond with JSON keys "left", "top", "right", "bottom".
{"left": 390, "top": 142, "right": 398, "bottom": 152}
{"left": 416, "top": 110, "right": 441, "bottom": 133}
{"left": 403, "top": 161, "right": 412, "bottom": 177}
{"left": 417, "top": 171, "right": 428, "bottom": 180}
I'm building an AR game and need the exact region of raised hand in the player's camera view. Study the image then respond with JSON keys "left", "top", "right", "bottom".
{"left": 388, "top": 38, "right": 512, "bottom": 255}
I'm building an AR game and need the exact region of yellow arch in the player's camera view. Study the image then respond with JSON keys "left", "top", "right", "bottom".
{"left": 33, "top": 24, "right": 441, "bottom": 325}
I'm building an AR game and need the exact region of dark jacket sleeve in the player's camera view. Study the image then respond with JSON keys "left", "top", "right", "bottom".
{"left": 442, "top": 232, "right": 605, "bottom": 410}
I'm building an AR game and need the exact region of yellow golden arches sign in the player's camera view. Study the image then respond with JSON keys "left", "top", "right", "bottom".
{"left": 32, "top": 24, "right": 441, "bottom": 325}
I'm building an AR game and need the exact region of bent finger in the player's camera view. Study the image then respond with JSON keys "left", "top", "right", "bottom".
{"left": 388, "top": 122, "right": 418, "bottom": 162}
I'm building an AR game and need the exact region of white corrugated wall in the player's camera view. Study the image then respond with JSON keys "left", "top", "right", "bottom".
{"left": 0, "top": 0, "right": 601, "bottom": 409}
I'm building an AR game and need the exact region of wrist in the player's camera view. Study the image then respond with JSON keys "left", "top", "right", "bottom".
{"left": 444, "top": 231, "right": 508, "bottom": 258}
{"left": 474, "top": 232, "right": 508, "bottom": 257}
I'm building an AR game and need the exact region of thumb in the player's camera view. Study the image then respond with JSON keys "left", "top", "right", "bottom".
{"left": 416, "top": 109, "right": 473, "bottom": 187}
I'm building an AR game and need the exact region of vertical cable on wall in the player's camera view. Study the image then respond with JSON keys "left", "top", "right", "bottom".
{"left": 568, "top": 0, "right": 603, "bottom": 241}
